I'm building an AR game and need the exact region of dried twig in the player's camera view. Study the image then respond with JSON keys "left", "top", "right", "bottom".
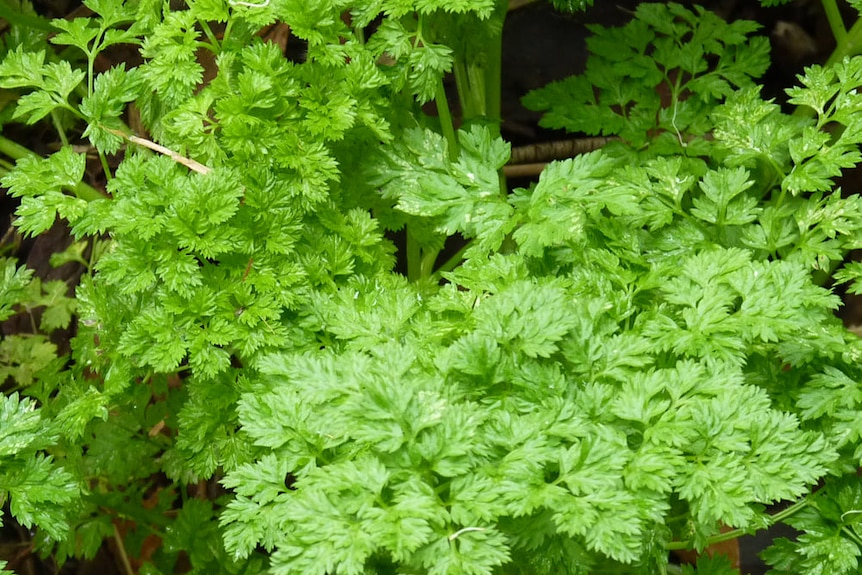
{"left": 105, "top": 127, "right": 212, "bottom": 175}
{"left": 229, "top": 0, "right": 270, "bottom": 7}
{"left": 503, "top": 162, "right": 548, "bottom": 178}
{"left": 504, "top": 136, "right": 617, "bottom": 178}
{"left": 508, "top": 0, "right": 537, "bottom": 10}
{"left": 510, "top": 136, "right": 616, "bottom": 165}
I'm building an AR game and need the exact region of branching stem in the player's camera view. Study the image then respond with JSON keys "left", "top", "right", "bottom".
{"left": 198, "top": 20, "right": 221, "bottom": 53}
{"left": 821, "top": 0, "right": 847, "bottom": 47}
{"left": 666, "top": 498, "right": 811, "bottom": 551}
{"left": 826, "top": 9, "right": 862, "bottom": 66}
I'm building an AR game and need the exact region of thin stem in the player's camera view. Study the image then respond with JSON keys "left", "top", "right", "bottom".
{"left": 222, "top": 19, "right": 234, "bottom": 46}
{"left": 88, "top": 52, "right": 96, "bottom": 98}
{"left": 406, "top": 227, "right": 421, "bottom": 282}
{"left": 841, "top": 525, "right": 862, "bottom": 548}
{"left": 435, "top": 78, "right": 459, "bottom": 162}
{"left": 60, "top": 101, "right": 87, "bottom": 122}
{"left": 86, "top": 238, "right": 98, "bottom": 272}
{"left": 50, "top": 111, "right": 69, "bottom": 146}
{"left": 464, "top": 63, "right": 486, "bottom": 118}
{"left": 98, "top": 150, "right": 113, "bottom": 181}
{"left": 73, "top": 180, "right": 107, "bottom": 201}
{"left": 420, "top": 247, "right": 438, "bottom": 279}
{"left": 826, "top": 12, "right": 862, "bottom": 66}
{"left": 770, "top": 498, "right": 810, "bottom": 524}
{"left": 112, "top": 524, "right": 135, "bottom": 575}
{"left": 432, "top": 239, "right": 471, "bottom": 280}
{"left": 666, "top": 498, "right": 811, "bottom": 551}
{"left": 0, "top": 134, "right": 39, "bottom": 162}
{"left": 821, "top": 0, "right": 847, "bottom": 47}
{"left": 452, "top": 54, "right": 470, "bottom": 118}
{"left": 483, "top": 0, "right": 507, "bottom": 136}
{"left": 198, "top": 19, "right": 221, "bottom": 53}
{"left": 489, "top": 1, "right": 509, "bottom": 200}
{"left": 669, "top": 71, "right": 686, "bottom": 148}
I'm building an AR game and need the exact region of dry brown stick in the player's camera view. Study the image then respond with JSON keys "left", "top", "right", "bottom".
{"left": 503, "top": 162, "right": 549, "bottom": 178}
{"left": 104, "top": 127, "right": 212, "bottom": 175}
{"left": 509, "top": 136, "right": 617, "bottom": 165}
{"left": 508, "top": 0, "right": 537, "bottom": 10}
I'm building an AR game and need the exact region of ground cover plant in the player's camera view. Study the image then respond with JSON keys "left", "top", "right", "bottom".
{"left": 1, "top": 0, "right": 862, "bottom": 573}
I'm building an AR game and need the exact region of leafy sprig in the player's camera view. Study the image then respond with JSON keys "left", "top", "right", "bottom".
{"left": 522, "top": 3, "right": 770, "bottom": 150}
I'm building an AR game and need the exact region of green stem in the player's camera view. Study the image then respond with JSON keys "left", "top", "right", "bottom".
{"left": 488, "top": 1, "right": 508, "bottom": 198}
{"left": 50, "top": 110, "right": 69, "bottom": 146}
{"left": 98, "top": 150, "right": 113, "bottom": 181}
{"left": 435, "top": 78, "right": 459, "bottom": 161}
{"left": 86, "top": 238, "right": 100, "bottom": 273}
{"left": 770, "top": 498, "right": 810, "bottom": 524}
{"left": 791, "top": 4, "right": 862, "bottom": 119}
{"left": 406, "top": 228, "right": 442, "bottom": 282}
{"left": 420, "top": 247, "right": 438, "bottom": 279}
{"left": 198, "top": 19, "right": 221, "bottom": 53}
{"left": 483, "top": 0, "right": 507, "bottom": 136}
{"left": 452, "top": 56, "right": 471, "bottom": 119}
{"left": 432, "top": 239, "right": 471, "bottom": 280}
{"left": 406, "top": 227, "right": 421, "bottom": 282}
{"left": 841, "top": 525, "right": 862, "bottom": 548}
{"left": 0, "top": 134, "right": 38, "bottom": 162}
{"left": 666, "top": 498, "right": 810, "bottom": 551}
{"left": 88, "top": 51, "right": 96, "bottom": 98}
{"left": 451, "top": 1, "right": 508, "bottom": 198}
{"left": 461, "top": 62, "right": 487, "bottom": 118}
{"left": 826, "top": 11, "right": 862, "bottom": 66}
{"left": 62, "top": 101, "right": 88, "bottom": 122}
{"left": 222, "top": 18, "right": 234, "bottom": 47}
{"left": 821, "top": 0, "right": 847, "bottom": 47}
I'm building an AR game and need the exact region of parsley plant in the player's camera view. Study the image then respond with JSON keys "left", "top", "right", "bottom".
{"left": 1, "top": 1, "right": 862, "bottom": 574}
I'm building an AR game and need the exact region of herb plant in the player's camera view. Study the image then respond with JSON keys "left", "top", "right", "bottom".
{"left": 1, "top": 0, "right": 862, "bottom": 574}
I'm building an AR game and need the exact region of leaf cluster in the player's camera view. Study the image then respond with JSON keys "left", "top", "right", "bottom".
{"left": 522, "top": 2, "right": 770, "bottom": 150}
{"left": 220, "top": 121, "right": 858, "bottom": 571}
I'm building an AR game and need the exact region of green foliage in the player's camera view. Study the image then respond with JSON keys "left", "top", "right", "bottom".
{"left": 761, "top": 476, "right": 862, "bottom": 574}
{"left": 0, "top": 47, "right": 84, "bottom": 123}
{"left": 523, "top": 3, "right": 770, "bottom": 149}
{"left": 0, "top": 258, "right": 33, "bottom": 321}
{"left": 0, "top": 1, "right": 862, "bottom": 574}
{"left": 680, "top": 555, "right": 737, "bottom": 575}
{"left": 0, "top": 392, "right": 77, "bottom": 540}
